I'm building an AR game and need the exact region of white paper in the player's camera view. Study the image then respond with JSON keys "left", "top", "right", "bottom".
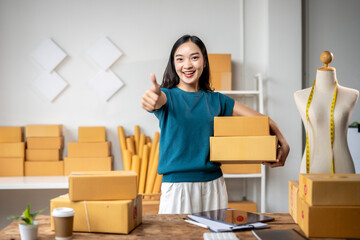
{"left": 87, "top": 36, "right": 123, "bottom": 70}
{"left": 31, "top": 38, "right": 67, "bottom": 72}
{"left": 89, "top": 70, "right": 124, "bottom": 101}
{"left": 32, "top": 72, "right": 68, "bottom": 102}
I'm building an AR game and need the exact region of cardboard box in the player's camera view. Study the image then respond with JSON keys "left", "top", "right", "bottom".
{"left": 25, "top": 161, "right": 64, "bottom": 176}
{"left": 64, "top": 157, "right": 112, "bottom": 176}
{"left": 210, "top": 136, "right": 277, "bottom": 163}
{"left": 69, "top": 171, "right": 137, "bottom": 201}
{"left": 67, "top": 142, "right": 110, "bottom": 157}
{"left": 208, "top": 54, "right": 232, "bottom": 90}
{"left": 25, "top": 125, "right": 62, "bottom": 137}
{"left": 0, "top": 127, "right": 23, "bottom": 142}
{"left": 50, "top": 194, "right": 142, "bottom": 234}
{"left": 0, "top": 142, "right": 25, "bottom": 157}
{"left": 214, "top": 116, "right": 269, "bottom": 137}
{"left": 299, "top": 173, "right": 360, "bottom": 206}
{"left": 26, "top": 137, "right": 63, "bottom": 149}
{"left": 228, "top": 201, "right": 257, "bottom": 212}
{"left": 297, "top": 195, "right": 360, "bottom": 238}
{"left": 26, "top": 149, "right": 61, "bottom": 161}
{"left": 221, "top": 164, "right": 261, "bottom": 174}
{"left": 0, "top": 157, "right": 24, "bottom": 176}
{"left": 288, "top": 180, "right": 299, "bottom": 223}
{"left": 78, "top": 126, "right": 106, "bottom": 142}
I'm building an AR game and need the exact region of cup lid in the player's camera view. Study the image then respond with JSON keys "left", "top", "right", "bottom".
{"left": 52, "top": 207, "right": 75, "bottom": 217}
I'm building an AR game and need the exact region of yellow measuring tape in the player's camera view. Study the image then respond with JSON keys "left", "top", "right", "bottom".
{"left": 306, "top": 79, "right": 338, "bottom": 173}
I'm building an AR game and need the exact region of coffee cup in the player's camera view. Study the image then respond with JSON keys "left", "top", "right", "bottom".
{"left": 52, "top": 207, "right": 75, "bottom": 240}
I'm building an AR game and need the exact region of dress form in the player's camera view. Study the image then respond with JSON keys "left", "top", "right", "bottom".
{"left": 294, "top": 51, "right": 359, "bottom": 173}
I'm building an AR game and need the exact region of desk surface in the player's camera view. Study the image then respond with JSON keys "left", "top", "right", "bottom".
{"left": 0, "top": 213, "right": 309, "bottom": 240}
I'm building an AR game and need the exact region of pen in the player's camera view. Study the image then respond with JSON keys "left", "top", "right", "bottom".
{"left": 184, "top": 219, "right": 209, "bottom": 229}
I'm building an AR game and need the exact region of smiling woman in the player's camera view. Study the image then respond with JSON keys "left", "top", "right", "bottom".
{"left": 141, "top": 34, "right": 289, "bottom": 214}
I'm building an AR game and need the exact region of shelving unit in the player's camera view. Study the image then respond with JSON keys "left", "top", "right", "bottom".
{"left": 0, "top": 176, "right": 68, "bottom": 190}
{"left": 218, "top": 73, "right": 266, "bottom": 213}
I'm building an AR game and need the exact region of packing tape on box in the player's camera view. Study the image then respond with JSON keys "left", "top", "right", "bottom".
{"left": 83, "top": 200, "right": 91, "bottom": 232}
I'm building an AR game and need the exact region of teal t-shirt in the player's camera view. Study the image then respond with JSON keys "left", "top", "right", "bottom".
{"left": 153, "top": 87, "right": 235, "bottom": 182}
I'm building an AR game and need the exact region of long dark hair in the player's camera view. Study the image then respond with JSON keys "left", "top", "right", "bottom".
{"left": 161, "top": 35, "right": 212, "bottom": 91}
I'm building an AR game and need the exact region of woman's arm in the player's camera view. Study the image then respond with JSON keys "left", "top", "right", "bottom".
{"left": 232, "top": 101, "right": 290, "bottom": 168}
{"left": 142, "top": 73, "right": 167, "bottom": 111}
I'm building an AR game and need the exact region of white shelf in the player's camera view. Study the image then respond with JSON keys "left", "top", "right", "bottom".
{"left": 0, "top": 176, "right": 68, "bottom": 190}
{"left": 223, "top": 173, "right": 262, "bottom": 178}
{"left": 217, "top": 90, "right": 260, "bottom": 95}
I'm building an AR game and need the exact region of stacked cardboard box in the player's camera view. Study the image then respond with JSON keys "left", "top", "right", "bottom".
{"left": 0, "top": 127, "right": 25, "bottom": 176}
{"left": 208, "top": 54, "right": 232, "bottom": 91}
{"left": 50, "top": 171, "right": 142, "bottom": 234}
{"left": 210, "top": 116, "right": 277, "bottom": 164}
{"left": 293, "top": 174, "right": 360, "bottom": 238}
{"left": 64, "top": 127, "right": 112, "bottom": 175}
{"left": 25, "top": 125, "right": 64, "bottom": 176}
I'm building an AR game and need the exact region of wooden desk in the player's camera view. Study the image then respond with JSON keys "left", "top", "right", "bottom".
{"left": 0, "top": 213, "right": 304, "bottom": 240}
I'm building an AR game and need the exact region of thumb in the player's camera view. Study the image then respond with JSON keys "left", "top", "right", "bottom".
{"left": 150, "top": 73, "right": 161, "bottom": 95}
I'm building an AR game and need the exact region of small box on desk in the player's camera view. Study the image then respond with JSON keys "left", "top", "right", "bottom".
{"left": 297, "top": 195, "right": 360, "bottom": 238}
{"left": 288, "top": 180, "right": 299, "bottom": 223}
{"left": 26, "top": 149, "right": 61, "bottom": 161}
{"left": 0, "top": 157, "right": 24, "bottom": 176}
{"left": 210, "top": 136, "right": 277, "bottom": 163}
{"left": 228, "top": 201, "right": 257, "bottom": 212}
{"left": 25, "top": 125, "right": 62, "bottom": 137}
{"left": 214, "top": 116, "right": 269, "bottom": 137}
{"left": 50, "top": 194, "right": 142, "bottom": 234}
{"left": 26, "top": 137, "right": 63, "bottom": 149}
{"left": 78, "top": 126, "right": 106, "bottom": 142}
{"left": 142, "top": 193, "right": 160, "bottom": 215}
{"left": 0, "top": 142, "right": 25, "bottom": 157}
{"left": 69, "top": 171, "right": 137, "bottom": 201}
{"left": 64, "top": 157, "right": 112, "bottom": 176}
{"left": 221, "top": 164, "right": 261, "bottom": 174}
{"left": 0, "top": 127, "right": 23, "bottom": 142}
{"left": 25, "top": 161, "right": 64, "bottom": 176}
{"left": 67, "top": 142, "right": 110, "bottom": 157}
{"left": 299, "top": 173, "right": 360, "bottom": 206}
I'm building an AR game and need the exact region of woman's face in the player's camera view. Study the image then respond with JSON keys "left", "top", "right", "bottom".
{"left": 174, "top": 41, "right": 205, "bottom": 91}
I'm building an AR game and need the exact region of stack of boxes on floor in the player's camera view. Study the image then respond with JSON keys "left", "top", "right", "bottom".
{"left": 210, "top": 116, "right": 278, "bottom": 212}
{"left": 289, "top": 174, "right": 360, "bottom": 238}
{"left": 25, "top": 125, "right": 64, "bottom": 176}
{"left": 50, "top": 170, "right": 142, "bottom": 234}
{"left": 0, "top": 127, "right": 25, "bottom": 176}
{"left": 118, "top": 126, "right": 161, "bottom": 214}
{"left": 208, "top": 53, "right": 232, "bottom": 91}
{"left": 64, "top": 127, "right": 112, "bottom": 175}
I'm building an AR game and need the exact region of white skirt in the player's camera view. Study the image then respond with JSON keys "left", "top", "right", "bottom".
{"left": 158, "top": 176, "right": 228, "bottom": 214}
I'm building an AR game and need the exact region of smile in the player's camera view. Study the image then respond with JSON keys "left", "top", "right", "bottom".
{"left": 183, "top": 71, "right": 195, "bottom": 77}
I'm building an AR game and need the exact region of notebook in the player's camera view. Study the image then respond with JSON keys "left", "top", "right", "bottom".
{"left": 252, "top": 229, "right": 307, "bottom": 240}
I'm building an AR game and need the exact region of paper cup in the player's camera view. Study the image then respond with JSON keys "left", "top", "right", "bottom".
{"left": 52, "top": 207, "right": 75, "bottom": 240}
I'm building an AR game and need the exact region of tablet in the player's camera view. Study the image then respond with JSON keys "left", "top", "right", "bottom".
{"left": 192, "top": 208, "right": 275, "bottom": 226}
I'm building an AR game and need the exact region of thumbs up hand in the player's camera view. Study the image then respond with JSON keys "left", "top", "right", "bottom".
{"left": 142, "top": 73, "right": 167, "bottom": 111}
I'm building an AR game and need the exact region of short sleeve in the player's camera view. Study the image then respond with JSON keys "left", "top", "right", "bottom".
{"left": 152, "top": 88, "right": 169, "bottom": 120}
{"left": 219, "top": 93, "right": 235, "bottom": 116}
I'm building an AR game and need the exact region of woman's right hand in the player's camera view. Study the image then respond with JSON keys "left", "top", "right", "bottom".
{"left": 142, "top": 73, "right": 166, "bottom": 111}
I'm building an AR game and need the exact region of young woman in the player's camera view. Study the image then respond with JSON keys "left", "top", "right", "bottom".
{"left": 142, "top": 35, "right": 290, "bottom": 214}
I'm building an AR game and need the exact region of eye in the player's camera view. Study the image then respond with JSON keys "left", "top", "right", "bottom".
{"left": 192, "top": 56, "right": 199, "bottom": 60}
{"left": 175, "top": 57, "right": 183, "bottom": 62}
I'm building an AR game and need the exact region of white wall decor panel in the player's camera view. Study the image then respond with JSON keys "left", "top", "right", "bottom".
{"left": 32, "top": 72, "right": 68, "bottom": 102}
{"left": 89, "top": 70, "right": 124, "bottom": 101}
{"left": 87, "top": 37, "right": 123, "bottom": 70}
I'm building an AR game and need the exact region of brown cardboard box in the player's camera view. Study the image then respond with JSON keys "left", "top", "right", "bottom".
{"left": 221, "top": 164, "right": 261, "bottom": 174}
{"left": 0, "top": 142, "right": 25, "bottom": 157}
{"left": 297, "top": 195, "right": 360, "bottom": 238}
{"left": 64, "top": 157, "right": 112, "bottom": 176}
{"left": 69, "top": 171, "right": 137, "bottom": 201}
{"left": 50, "top": 194, "right": 142, "bottom": 234}
{"left": 78, "top": 126, "right": 106, "bottom": 142}
{"left": 26, "top": 137, "right": 63, "bottom": 149}
{"left": 67, "top": 142, "right": 110, "bottom": 157}
{"left": 288, "top": 180, "right": 299, "bottom": 223}
{"left": 26, "top": 149, "right": 61, "bottom": 161}
{"left": 299, "top": 173, "right": 360, "bottom": 206}
{"left": 0, "top": 127, "right": 23, "bottom": 142}
{"left": 25, "top": 125, "right": 62, "bottom": 137}
{"left": 228, "top": 201, "right": 257, "bottom": 212}
{"left": 210, "top": 136, "right": 277, "bottom": 163}
{"left": 0, "top": 157, "right": 24, "bottom": 176}
{"left": 25, "top": 161, "right": 64, "bottom": 176}
{"left": 214, "top": 116, "right": 270, "bottom": 137}
{"left": 208, "top": 54, "right": 232, "bottom": 90}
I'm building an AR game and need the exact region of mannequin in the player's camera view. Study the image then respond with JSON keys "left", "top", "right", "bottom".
{"left": 294, "top": 51, "right": 359, "bottom": 173}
